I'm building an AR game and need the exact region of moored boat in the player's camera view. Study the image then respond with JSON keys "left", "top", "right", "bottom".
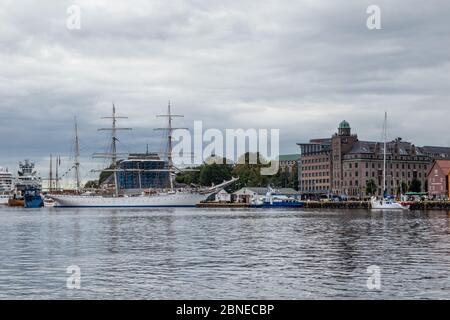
{"left": 48, "top": 104, "right": 238, "bottom": 208}
{"left": 24, "top": 187, "right": 43, "bottom": 208}
{"left": 370, "top": 113, "right": 409, "bottom": 211}
{"left": 251, "top": 186, "right": 304, "bottom": 208}
{"left": 370, "top": 196, "right": 410, "bottom": 210}
{"left": 0, "top": 194, "right": 10, "bottom": 205}
{"left": 8, "top": 197, "right": 24, "bottom": 207}
{"left": 43, "top": 197, "right": 56, "bottom": 207}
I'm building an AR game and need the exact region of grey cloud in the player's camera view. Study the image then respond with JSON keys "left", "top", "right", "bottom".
{"left": 1, "top": 0, "right": 449, "bottom": 181}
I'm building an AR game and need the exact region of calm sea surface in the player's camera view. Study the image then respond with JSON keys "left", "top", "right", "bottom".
{"left": 0, "top": 206, "right": 449, "bottom": 299}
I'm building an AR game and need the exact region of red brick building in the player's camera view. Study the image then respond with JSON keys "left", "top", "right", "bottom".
{"left": 427, "top": 160, "right": 450, "bottom": 199}
{"left": 298, "top": 121, "right": 450, "bottom": 198}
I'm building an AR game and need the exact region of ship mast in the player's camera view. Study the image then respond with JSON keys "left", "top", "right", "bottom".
{"left": 96, "top": 104, "right": 131, "bottom": 197}
{"left": 155, "top": 101, "right": 186, "bottom": 191}
{"left": 55, "top": 155, "right": 59, "bottom": 191}
{"left": 74, "top": 116, "right": 81, "bottom": 192}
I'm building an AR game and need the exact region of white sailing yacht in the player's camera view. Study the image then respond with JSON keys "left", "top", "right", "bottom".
{"left": 370, "top": 112, "right": 409, "bottom": 210}
{"left": 49, "top": 104, "right": 237, "bottom": 208}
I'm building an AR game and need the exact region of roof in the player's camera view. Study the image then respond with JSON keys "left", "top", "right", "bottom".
{"left": 339, "top": 120, "right": 350, "bottom": 129}
{"left": 347, "top": 141, "right": 375, "bottom": 154}
{"left": 421, "top": 146, "right": 450, "bottom": 157}
{"left": 278, "top": 154, "right": 300, "bottom": 161}
{"left": 432, "top": 160, "right": 450, "bottom": 175}
{"left": 234, "top": 187, "right": 301, "bottom": 195}
{"left": 346, "top": 139, "right": 421, "bottom": 156}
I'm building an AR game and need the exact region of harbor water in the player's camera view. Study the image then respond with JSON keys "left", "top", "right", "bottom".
{"left": 0, "top": 206, "right": 449, "bottom": 299}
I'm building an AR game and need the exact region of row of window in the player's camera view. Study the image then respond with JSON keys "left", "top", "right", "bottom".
{"left": 343, "top": 178, "right": 424, "bottom": 187}
{"left": 302, "top": 165, "right": 330, "bottom": 171}
{"left": 302, "top": 157, "right": 330, "bottom": 164}
{"left": 345, "top": 154, "right": 427, "bottom": 161}
{"left": 344, "top": 171, "right": 422, "bottom": 179}
{"left": 302, "top": 179, "right": 330, "bottom": 185}
{"left": 302, "top": 172, "right": 329, "bottom": 178}
{"left": 344, "top": 162, "right": 428, "bottom": 171}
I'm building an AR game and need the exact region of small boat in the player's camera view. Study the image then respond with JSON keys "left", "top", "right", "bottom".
{"left": 251, "top": 186, "right": 304, "bottom": 208}
{"left": 370, "top": 196, "right": 410, "bottom": 210}
{"left": 371, "top": 112, "right": 410, "bottom": 211}
{"left": 0, "top": 194, "right": 10, "bottom": 205}
{"left": 24, "top": 187, "right": 43, "bottom": 208}
{"left": 43, "top": 197, "right": 56, "bottom": 207}
{"left": 8, "top": 196, "right": 24, "bottom": 207}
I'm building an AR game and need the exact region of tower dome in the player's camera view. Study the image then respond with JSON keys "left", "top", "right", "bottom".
{"left": 339, "top": 120, "right": 350, "bottom": 129}
{"left": 338, "top": 120, "right": 351, "bottom": 136}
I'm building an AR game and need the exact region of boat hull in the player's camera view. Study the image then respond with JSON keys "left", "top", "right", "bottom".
{"left": 370, "top": 198, "right": 409, "bottom": 210}
{"left": 8, "top": 198, "right": 24, "bottom": 207}
{"left": 24, "top": 195, "right": 43, "bottom": 208}
{"left": 262, "top": 201, "right": 304, "bottom": 208}
{"left": 49, "top": 192, "right": 210, "bottom": 208}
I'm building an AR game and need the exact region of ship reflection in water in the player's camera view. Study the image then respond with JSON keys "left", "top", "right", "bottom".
{"left": 0, "top": 207, "right": 448, "bottom": 299}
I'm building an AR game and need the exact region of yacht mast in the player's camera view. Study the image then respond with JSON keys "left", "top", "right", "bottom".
{"left": 74, "top": 117, "right": 81, "bottom": 192}
{"left": 49, "top": 154, "right": 53, "bottom": 192}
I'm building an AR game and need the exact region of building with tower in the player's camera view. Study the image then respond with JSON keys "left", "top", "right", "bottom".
{"left": 298, "top": 121, "right": 450, "bottom": 198}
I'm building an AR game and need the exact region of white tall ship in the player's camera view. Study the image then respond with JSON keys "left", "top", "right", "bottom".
{"left": 49, "top": 104, "right": 237, "bottom": 208}
{"left": 0, "top": 167, "right": 14, "bottom": 205}
{"left": 370, "top": 113, "right": 409, "bottom": 210}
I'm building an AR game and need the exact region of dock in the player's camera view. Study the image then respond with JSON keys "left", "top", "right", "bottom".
{"left": 304, "top": 201, "right": 370, "bottom": 209}
{"left": 197, "top": 202, "right": 251, "bottom": 208}
{"left": 197, "top": 201, "right": 450, "bottom": 210}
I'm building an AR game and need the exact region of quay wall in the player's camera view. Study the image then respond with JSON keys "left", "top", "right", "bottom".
{"left": 197, "top": 201, "right": 450, "bottom": 210}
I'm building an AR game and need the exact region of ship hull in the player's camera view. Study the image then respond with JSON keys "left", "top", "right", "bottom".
{"left": 8, "top": 198, "right": 24, "bottom": 207}
{"left": 49, "top": 192, "right": 210, "bottom": 208}
{"left": 262, "top": 201, "right": 304, "bottom": 208}
{"left": 24, "top": 195, "right": 43, "bottom": 208}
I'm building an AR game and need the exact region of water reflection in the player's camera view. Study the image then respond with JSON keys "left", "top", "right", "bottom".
{"left": 0, "top": 207, "right": 449, "bottom": 299}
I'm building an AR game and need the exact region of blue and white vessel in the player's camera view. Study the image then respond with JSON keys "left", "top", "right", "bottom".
{"left": 251, "top": 186, "right": 304, "bottom": 208}
{"left": 24, "top": 186, "right": 43, "bottom": 208}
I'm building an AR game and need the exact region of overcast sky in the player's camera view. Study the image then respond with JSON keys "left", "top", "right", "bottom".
{"left": 1, "top": 0, "right": 449, "bottom": 184}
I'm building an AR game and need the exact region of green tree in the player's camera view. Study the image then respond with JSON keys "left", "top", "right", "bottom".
{"left": 409, "top": 178, "right": 422, "bottom": 193}
{"left": 401, "top": 181, "right": 408, "bottom": 194}
{"left": 175, "top": 168, "right": 200, "bottom": 185}
{"left": 199, "top": 162, "right": 233, "bottom": 186}
{"left": 175, "top": 156, "right": 233, "bottom": 188}
{"left": 230, "top": 152, "right": 277, "bottom": 190}
{"left": 365, "top": 179, "right": 377, "bottom": 196}
{"left": 99, "top": 167, "right": 113, "bottom": 185}
{"left": 84, "top": 180, "right": 99, "bottom": 189}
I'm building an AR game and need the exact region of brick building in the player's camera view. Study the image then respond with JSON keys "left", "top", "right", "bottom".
{"left": 297, "top": 138, "right": 332, "bottom": 194}
{"left": 298, "top": 121, "right": 450, "bottom": 198}
{"left": 427, "top": 160, "right": 450, "bottom": 199}
{"left": 278, "top": 154, "right": 300, "bottom": 174}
